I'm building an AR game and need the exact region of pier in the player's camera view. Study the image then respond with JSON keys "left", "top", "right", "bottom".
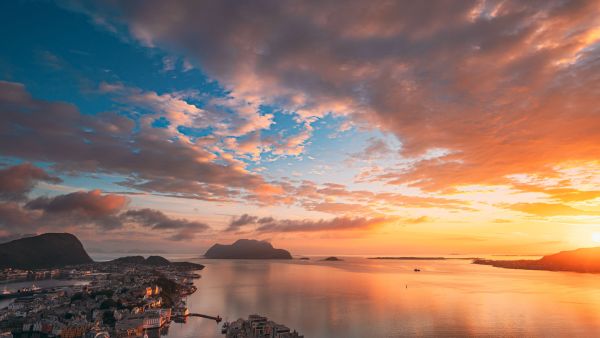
{"left": 186, "top": 313, "right": 222, "bottom": 323}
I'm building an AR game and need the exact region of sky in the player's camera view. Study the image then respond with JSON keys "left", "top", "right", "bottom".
{"left": 0, "top": 0, "right": 599, "bottom": 255}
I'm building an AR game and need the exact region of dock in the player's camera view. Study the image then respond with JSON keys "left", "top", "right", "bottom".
{"left": 186, "top": 313, "right": 222, "bottom": 323}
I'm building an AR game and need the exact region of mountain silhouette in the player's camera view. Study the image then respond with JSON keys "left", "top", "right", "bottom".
{"left": 0, "top": 233, "right": 93, "bottom": 269}
{"left": 204, "top": 239, "right": 292, "bottom": 259}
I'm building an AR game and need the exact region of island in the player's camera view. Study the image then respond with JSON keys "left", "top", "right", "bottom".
{"left": 204, "top": 239, "right": 292, "bottom": 259}
{"left": 321, "top": 256, "right": 342, "bottom": 261}
{"left": 474, "top": 246, "right": 600, "bottom": 273}
{"left": 105, "top": 255, "right": 204, "bottom": 271}
{"left": 369, "top": 256, "right": 447, "bottom": 260}
{"left": 0, "top": 233, "right": 93, "bottom": 269}
{"left": 369, "top": 256, "right": 479, "bottom": 260}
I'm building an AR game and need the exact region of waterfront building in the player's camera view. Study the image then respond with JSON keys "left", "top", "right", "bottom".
{"left": 142, "top": 310, "right": 163, "bottom": 329}
{"left": 224, "top": 314, "right": 303, "bottom": 338}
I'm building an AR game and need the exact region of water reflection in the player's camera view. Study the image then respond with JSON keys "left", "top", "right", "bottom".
{"left": 167, "top": 258, "right": 600, "bottom": 337}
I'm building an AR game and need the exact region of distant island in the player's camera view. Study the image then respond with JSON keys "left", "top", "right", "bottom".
{"left": 105, "top": 255, "right": 204, "bottom": 270}
{"left": 109, "top": 255, "right": 171, "bottom": 266}
{"left": 0, "top": 233, "right": 93, "bottom": 269}
{"left": 370, "top": 256, "right": 447, "bottom": 260}
{"left": 321, "top": 256, "right": 342, "bottom": 261}
{"left": 204, "top": 239, "right": 292, "bottom": 259}
{"left": 474, "top": 247, "right": 600, "bottom": 273}
{"left": 369, "top": 256, "right": 478, "bottom": 260}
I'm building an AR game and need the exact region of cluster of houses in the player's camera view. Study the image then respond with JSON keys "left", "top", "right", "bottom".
{"left": 0, "top": 263, "right": 198, "bottom": 337}
{"left": 225, "top": 314, "right": 303, "bottom": 338}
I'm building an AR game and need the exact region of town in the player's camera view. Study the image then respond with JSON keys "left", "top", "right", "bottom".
{"left": 0, "top": 264, "right": 305, "bottom": 338}
{"left": 0, "top": 261, "right": 200, "bottom": 337}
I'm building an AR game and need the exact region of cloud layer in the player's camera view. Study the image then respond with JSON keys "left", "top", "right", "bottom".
{"left": 222, "top": 213, "right": 397, "bottom": 234}
{"left": 0, "top": 81, "right": 270, "bottom": 201}
{"left": 0, "top": 164, "right": 211, "bottom": 240}
{"left": 0, "top": 163, "right": 61, "bottom": 201}
{"left": 88, "top": 0, "right": 600, "bottom": 191}
{"left": 2, "top": 1, "right": 600, "bottom": 252}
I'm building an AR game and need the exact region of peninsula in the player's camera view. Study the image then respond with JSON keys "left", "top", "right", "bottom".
{"left": 204, "top": 239, "right": 292, "bottom": 259}
{"left": 474, "top": 246, "right": 600, "bottom": 273}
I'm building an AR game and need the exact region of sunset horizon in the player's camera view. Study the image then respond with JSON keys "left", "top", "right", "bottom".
{"left": 1, "top": 1, "right": 599, "bottom": 257}
{"left": 1, "top": 2, "right": 600, "bottom": 336}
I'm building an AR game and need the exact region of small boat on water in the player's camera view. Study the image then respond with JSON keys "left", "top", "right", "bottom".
{"left": 414, "top": 268, "right": 421, "bottom": 272}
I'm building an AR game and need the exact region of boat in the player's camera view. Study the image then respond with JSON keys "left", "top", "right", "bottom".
{"left": 0, "top": 282, "right": 44, "bottom": 299}
{"left": 0, "top": 286, "right": 14, "bottom": 299}
{"left": 9, "top": 283, "right": 42, "bottom": 298}
{"left": 18, "top": 283, "right": 41, "bottom": 293}
{"left": 1, "top": 276, "right": 14, "bottom": 299}
{"left": 414, "top": 268, "right": 421, "bottom": 272}
{"left": 0, "top": 290, "right": 30, "bottom": 299}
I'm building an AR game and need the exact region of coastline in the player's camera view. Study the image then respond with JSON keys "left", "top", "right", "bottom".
{"left": 473, "top": 258, "right": 600, "bottom": 274}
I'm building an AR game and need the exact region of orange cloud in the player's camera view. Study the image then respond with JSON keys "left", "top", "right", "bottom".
{"left": 26, "top": 190, "right": 128, "bottom": 217}
{"left": 508, "top": 203, "right": 600, "bottom": 217}
{"left": 87, "top": 0, "right": 600, "bottom": 195}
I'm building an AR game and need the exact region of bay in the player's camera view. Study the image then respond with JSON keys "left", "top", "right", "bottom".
{"left": 163, "top": 257, "right": 600, "bottom": 337}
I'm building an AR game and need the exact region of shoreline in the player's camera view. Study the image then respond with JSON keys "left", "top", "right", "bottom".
{"left": 473, "top": 258, "right": 600, "bottom": 274}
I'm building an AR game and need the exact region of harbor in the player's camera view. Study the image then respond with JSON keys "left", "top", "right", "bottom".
{"left": 0, "top": 261, "right": 209, "bottom": 337}
{"left": 1, "top": 261, "right": 307, "bottom": 338}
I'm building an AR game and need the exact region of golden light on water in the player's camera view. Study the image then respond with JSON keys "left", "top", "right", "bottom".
{"left": 592, "top": 232, "right": 600, "bottom": 243}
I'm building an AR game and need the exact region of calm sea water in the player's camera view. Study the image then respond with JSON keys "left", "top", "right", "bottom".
{"left": 162, "top": 257, "right": 600, "bottom": 338}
